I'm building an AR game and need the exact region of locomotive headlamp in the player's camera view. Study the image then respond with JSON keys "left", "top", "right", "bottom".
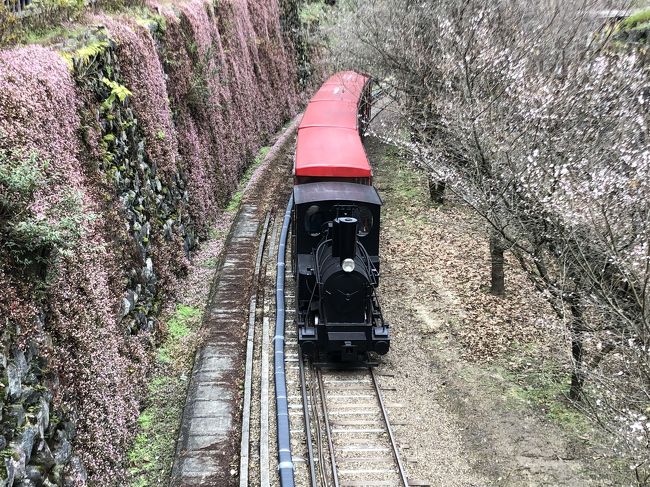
{"left": 342, "top": 258, "right": 355, "bottom": 273}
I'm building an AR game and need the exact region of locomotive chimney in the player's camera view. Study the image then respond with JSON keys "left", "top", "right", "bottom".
{"left": 333, "top": 217, "right": 357, "bottom": 265}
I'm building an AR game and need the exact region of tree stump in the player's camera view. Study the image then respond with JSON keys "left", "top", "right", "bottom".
{"left": 428, "top": 176, "right": 445, "bottom": 204}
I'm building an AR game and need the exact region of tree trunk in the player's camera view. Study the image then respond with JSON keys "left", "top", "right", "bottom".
{"left": 490, "top": 231, "right": 505, "bottom": 296}
{"left": 569, "top": 302, "right": 585, "bottom": 400}
{"left": 428, "top": 176, "right": 445, "bottom": 204}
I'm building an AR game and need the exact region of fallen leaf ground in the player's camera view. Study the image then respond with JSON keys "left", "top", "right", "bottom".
{"left": 371, "top": 138, "right": 626, "bottom": 486}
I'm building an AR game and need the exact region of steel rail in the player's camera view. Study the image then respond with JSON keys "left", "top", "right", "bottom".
{"left": 317, "top": 368, "right": 340, "bottom": 487}
{"left": 239, "top": 212, "right": 271, "bottom": 487}
{"left": 275, "top": 194, "right": 295, "bottom": 486}
{"left": 370, "top": 368, "right": 409, "bottom": 487}
{"left": 308, "top": 362, "right": 327, "bottom": 487}
{"left": 261, "top": 219, "right": 280, "bottom": 487}
{"left": 260, "top": 316, "right": 271, "bottom": 487}
{"left": 299, "top": 357, "right": 319, "bottom": 486}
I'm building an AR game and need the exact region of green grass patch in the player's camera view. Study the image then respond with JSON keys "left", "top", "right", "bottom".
{"left": 226, "top": 145, "right": 271, "bottom": 213}
{"left": 256, "top": 145, "right": 272, "bottom": 163}
{"left": 128, "top": 433, "right": 153, "bottom": 472}
{"left": 393, "top": 167, "right": 425, "bottom": 201}
{"left": 377, "top": 144, "right": 431, "bottom": 222}
{"left": 226, "top": 190, "right": 243, "bottom": 213}
{"left": 155, "top": 304, "right": 200, "bottom": 365}
{"left": 243, "top": 145, "right": 271, "bottom": 185}
{"left": 621, "top": 7, "right": 650, "bottom": 29}
{"left": 128, "top": 376, "right": 185, "bottom": 486}
{"left": 383, "top": 146, "right": 425, "bottom": 198}
{"left": 137, "top": 409, "right": 153, "bottom": 430}
{"left": 507, "top": 383, "right": 590, "bottom": 434}
{"left": 156, "top": 347, "right": 172, "bottom": 365}
{"left": 128, "top": 304, "right": 202, "bottom": 485}
{"left": 201, "top": 256, "right": 218, "bottom": 269}
{"left": 208, "top": 226, "right": 226, "bottom": 241}
{"left": 500, "top": 345, "right": 591, "bottom": 434}
{"left": 167, "top": 304, "right": 199, "bottom": 340}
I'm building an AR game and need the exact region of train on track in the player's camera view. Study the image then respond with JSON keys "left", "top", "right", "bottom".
{"left": 291, "top": 71, "right": 389, "bottom": 362}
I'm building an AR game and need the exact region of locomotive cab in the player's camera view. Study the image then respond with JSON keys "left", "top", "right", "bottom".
{"left": 292, "top": 182, "right": 389, "bottom": 361}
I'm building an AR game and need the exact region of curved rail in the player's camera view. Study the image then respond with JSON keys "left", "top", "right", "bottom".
{"left": 275, "top": 194, "right": 295, "bottom": 487}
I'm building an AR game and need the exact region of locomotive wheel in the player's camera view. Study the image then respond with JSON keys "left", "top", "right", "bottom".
{"left": 375, "top": 340, "right": 389, "bottom": 355}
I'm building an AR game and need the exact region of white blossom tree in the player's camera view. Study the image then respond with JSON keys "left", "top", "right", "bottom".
{"left": 327, "top": 0, "right": 650, "bottom": 480}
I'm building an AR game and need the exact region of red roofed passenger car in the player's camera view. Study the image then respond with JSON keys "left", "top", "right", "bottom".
{"left": 294, "top": 71, "right": 373, "bottom": 184}
{"left": 292, "top": 72, "right": 389, "bottom": 362}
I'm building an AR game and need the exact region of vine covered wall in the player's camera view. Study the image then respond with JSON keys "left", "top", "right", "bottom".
{"left": 0, "top": 0, "right": 300, "bottom": 484}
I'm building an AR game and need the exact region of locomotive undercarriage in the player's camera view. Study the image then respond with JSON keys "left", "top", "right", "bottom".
{"left": 297, "top": 291, "right": 389, "bottom": 363}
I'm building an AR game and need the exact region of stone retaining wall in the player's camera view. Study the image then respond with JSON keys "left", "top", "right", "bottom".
{"left": 0, "top": 1, "right": 303, "bottom": 484}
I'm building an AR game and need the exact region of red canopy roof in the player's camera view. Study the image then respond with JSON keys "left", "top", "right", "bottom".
{"left": 295, "top": 71, "right": 372, "bottom": 179}
{"left": 299, "top": 99, "right": 359, "bottom": 130}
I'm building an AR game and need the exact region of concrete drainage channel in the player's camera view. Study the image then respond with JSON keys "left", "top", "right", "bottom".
{"left": 170, "top": 204, "right": 261, "bottom": 485}
{"left": 169, "top": 116, "right": 298, "bottom": 487}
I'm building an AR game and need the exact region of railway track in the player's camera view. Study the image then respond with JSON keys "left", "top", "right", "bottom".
{"left": 299, "top": 364, "right": 409, "bottom": 487}
{"left": 239, "top": 212, "right": 271, "bottom": 487}
{"left": 278, "top": 199, "right": 410, "bottom": 487}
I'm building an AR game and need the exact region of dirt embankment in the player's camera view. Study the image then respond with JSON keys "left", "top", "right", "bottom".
{"left": 370, "top": 138, "right": 622, "bottom": 486}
